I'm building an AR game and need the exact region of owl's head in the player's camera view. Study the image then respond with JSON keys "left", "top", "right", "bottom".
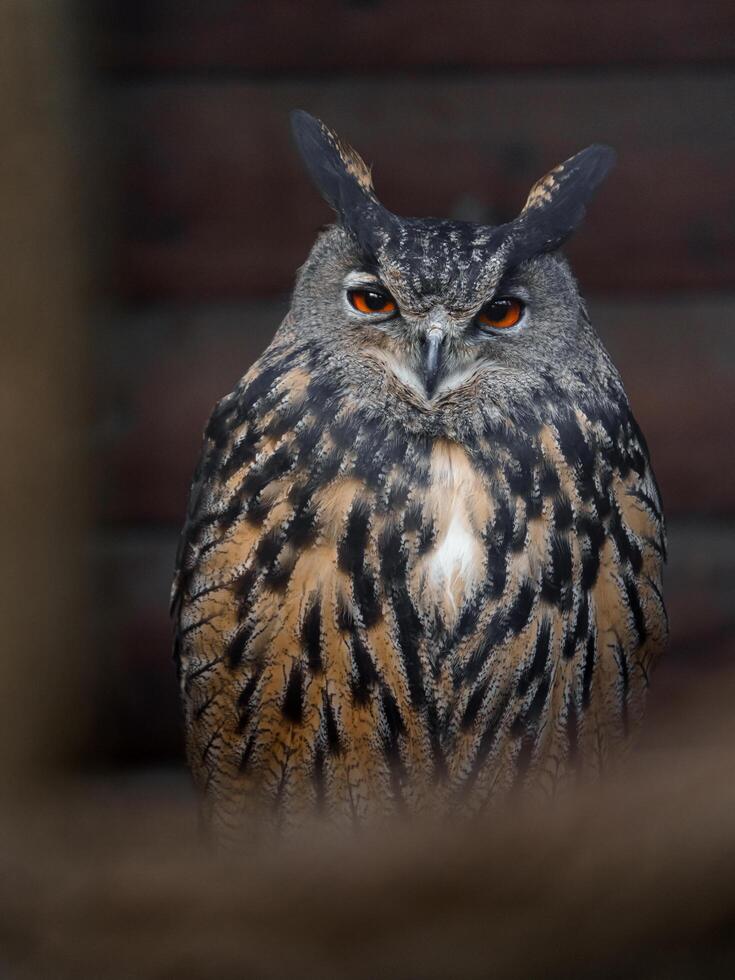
{"left": 289, "top": 111, "right": 616, "bottom": 408}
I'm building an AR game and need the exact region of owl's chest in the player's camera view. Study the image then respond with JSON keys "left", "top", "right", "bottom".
{"left": 406, "top": 441, "right": 491, "bottom": 625}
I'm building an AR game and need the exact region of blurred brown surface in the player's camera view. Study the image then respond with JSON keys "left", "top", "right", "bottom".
{"left": 5, "top": 665, "right": 735, "bottom": 979}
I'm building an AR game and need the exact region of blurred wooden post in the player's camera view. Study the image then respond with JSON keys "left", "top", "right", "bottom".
{"left": 0, "top": 1, "right": 89, "bottom": 780}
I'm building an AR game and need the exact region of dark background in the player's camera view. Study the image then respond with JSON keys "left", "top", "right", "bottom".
{"left": 88, "top": 1, "right": 735, "bottom": 771}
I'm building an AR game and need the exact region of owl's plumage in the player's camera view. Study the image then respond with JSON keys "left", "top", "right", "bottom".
{"left": 172, "top": 112, "right": 667, "bottom": 839}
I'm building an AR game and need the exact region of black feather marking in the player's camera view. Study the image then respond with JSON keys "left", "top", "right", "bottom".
{"left": 391, "top": 585, "right": 426, "bottom": 707}
{"left": 353, "top": 565, "right": 382, "bottom": 629}
{"left": 511, "top": 512, "right": 528, "bottom": 552}
{"left": 541, "top": 533, "right": 573, "bottom": 608}
{"left": 518, "top": 619, "right": 552, "bottom": 696}
{"left": 226, "top": 621, "right": 255, "bottom": 669}
{"left": 553, "top": 493, "right": 574, "bottom": 530}
{"left": 285, "top": 501, "right": 320, "bottom": 550}
{"left": 316, "top": 448, "right": 343, "bottom": 484}
{"left": 242, "top": 443, "right": 294, "bottom": 499}
{"left": 233, "top": 566, "right": 258, "bottom": 611}
{"left": 380, "top": 687, "right": 406, "bottom": 761}
{"left": 385, "top": 477, "right": 411, "bottom": 512}
{"left": 624, "top": 576, "right": 647, "bottom": 646}
{"left": 205, "top": 397, "right": 236, "bottom": 450}
{"left": 507, "top": 580, "right": 536, "bottom": 636}
{"left": 264, "top": 399, "right": 305, "bottom": 440}
{"left": 245, "top": 493, "right": 271, "bottom": 526}
{"left": 282, "top": 663, "right": 304, "bottom": 724}
{"left": 255, "top": 527, "right": 283, "bottom": 568}
{"left": 511, "top": 675, "right": 550, "bottom": 735}
{"left": 305, "top": 375, "right": 341, "bottom": 409}
{"left": 417, "top": 517, "right": 436, "bottom": 556}
{"left": 338, "top": 498, "right": 372, "bottom": 574}
{"left": 323, "top": 690, "right": 342, "bottom": 756}
{"left": 455, "top": 597, "right": 481, "bottom": 642}
{"left": 526, "top": 674, "right": 550, "bottom": 725}
{"left": 557, "top": 413, "right": 595, "bottom": 476}
{"left": 465, "top": 610, "right": 506, "bottom": 683}
{"left": 577, "top": 514, "right": 606, "bottom": 590}
{"left": 294, "top": 421, "right": 323, "bottom": 461}
{"left": 581, "top": 549, "right": 601, "bottom": 591}
{"left": 238, "top": 352, "right": 300, "bottom": 417}
{"left": 350, "top": 630, "right": 379, "bottom": 705}
{"left": 263, "top": 548, "right": 298, "bottom": 591}
{"left": 378, "top": 521, "right": 407, "bottom": 584}
{"left": 221, "top": 426, "right": 260, "bottom": 481}
{"left": 562, "top": 625, "right": 577, "bottom": 661}
{"left": 237, "top": 666, "right": 263, "bottom": 732}
{"left": 329, "top": 413, "right": 362, "bottom": 451}
{"left": 301, "top": 597, "right": 322, "bottom": 674}
{"left": 563, "top": 592, "right": 589, "bottom": 660}
{"left": 505, "top": 452, "right": 534, "bottom": 498}
{"left": 486, "top": 544, "right": 508, "bottom": 599}
{"left": 464, "top": 685, "right": 513, "bottom": 791}
{"left": 539, "top": 460, "right": 561, "bottom": 496}
{"left": 610, "top": 505, "right": 643, "bottom": 573}
{"left": 461, "top": 681, "right": 488, "bottom": 730}
{"left": 403, "top": 501, "right": 423, "bottom": 532}
{"left": 487, "top": 493, "right": 514, "bottom": 552}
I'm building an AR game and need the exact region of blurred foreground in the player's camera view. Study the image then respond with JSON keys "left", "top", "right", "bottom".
{"left": 4, "top": 664, "right": 735, "bottom": 979}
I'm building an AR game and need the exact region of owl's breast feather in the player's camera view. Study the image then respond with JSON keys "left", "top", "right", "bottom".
{"left": 413, "top": 440, "right": 487, "bottom": 622}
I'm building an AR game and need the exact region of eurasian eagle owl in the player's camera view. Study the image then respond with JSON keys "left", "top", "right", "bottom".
{"left": 172, "top": 111, "right": 667, "bottom": 840}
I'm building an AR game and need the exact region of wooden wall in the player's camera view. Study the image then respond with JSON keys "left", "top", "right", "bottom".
{"left": 91, "top": 1, "right": 735, "bottom": 765}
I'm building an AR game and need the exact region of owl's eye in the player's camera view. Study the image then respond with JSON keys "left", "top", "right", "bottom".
{"left": 348, "top": 288, "right": 397, "bottom": 316}
{"left": 476, "top": 297, "right": 524, "bottom": 330}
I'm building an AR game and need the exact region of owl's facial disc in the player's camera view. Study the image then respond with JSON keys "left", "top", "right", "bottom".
{"left": 342, "top": 267, "right": 530, "bottom": 399}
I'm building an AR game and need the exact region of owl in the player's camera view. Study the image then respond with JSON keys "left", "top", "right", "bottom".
{"left": 172, "top": 111, "right": 667, "bottom": 840}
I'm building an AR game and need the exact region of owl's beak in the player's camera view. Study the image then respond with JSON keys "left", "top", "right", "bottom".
{"left": 422, "top": 326, "right": 445, "bottom": 398}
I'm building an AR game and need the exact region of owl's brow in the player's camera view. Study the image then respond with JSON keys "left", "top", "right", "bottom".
{"left": 343, "top": 269, "right": 383, "bottom": 289}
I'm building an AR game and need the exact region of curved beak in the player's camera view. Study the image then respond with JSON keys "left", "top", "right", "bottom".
{"left": 423, "top": 326, "right": 445, "bottom": 397}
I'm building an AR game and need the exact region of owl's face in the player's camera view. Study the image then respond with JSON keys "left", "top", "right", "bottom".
{"left": 290, "top": 112, "right": 616, "bottom": 412}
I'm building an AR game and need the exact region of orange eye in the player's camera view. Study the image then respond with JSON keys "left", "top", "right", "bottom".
{"left": 348, "top": 288, "right": 397, "bottom": 316}
{"left": 477, "top": 297, "right": 524, "bottom": 330}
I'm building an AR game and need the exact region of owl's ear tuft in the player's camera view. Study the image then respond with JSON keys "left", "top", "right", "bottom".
{"left": 506, "top": 144, "right": 616, "bottom": 262}
{"left": 290, "top": 109, "right": 379, "bottom": 219}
